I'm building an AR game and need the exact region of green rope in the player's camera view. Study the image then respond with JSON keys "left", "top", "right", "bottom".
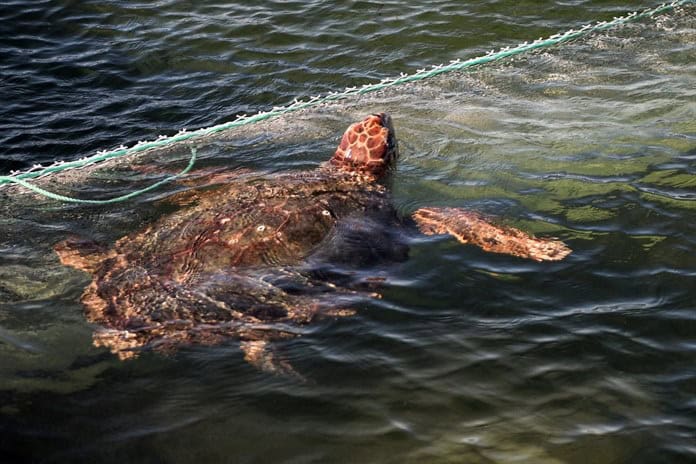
{"left": 0, "top": 148, "right": 197, "bottom": 204}
{"left": 1, "top": 0, "right": 692, "bottom": 202}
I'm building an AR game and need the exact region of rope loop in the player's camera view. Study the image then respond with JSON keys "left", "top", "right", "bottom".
{"left": 0, "top": 148, "right": 197, "bottom": 204}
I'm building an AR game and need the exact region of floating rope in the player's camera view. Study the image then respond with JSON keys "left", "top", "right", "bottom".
{"left": 1, "top": 0, "right": 692, "bottom": 202}
{"left": 0, "top": 148, "right": 197, "bottom": 204}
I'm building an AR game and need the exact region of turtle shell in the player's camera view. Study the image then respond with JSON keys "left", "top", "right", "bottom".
{"left": 55, "top": 114, "right": 402, "bottom": 361}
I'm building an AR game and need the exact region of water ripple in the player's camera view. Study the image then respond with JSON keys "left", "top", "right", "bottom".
{"left": 1, "top": 2, "right": 696, "bottom": 463}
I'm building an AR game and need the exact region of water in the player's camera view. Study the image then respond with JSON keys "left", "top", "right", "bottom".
{"left": 1, "top": 1, "right": 695, "bottom": 463}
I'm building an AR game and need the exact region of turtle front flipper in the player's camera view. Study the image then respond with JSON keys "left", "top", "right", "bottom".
{"left": 153, "top": 167, "right": 257, "bottom": 207}
{"left": 133, "top": 164, "right": 255, "bottom": 188}
{"left": 412, "top": 207, "right": 571, "bottom": 262}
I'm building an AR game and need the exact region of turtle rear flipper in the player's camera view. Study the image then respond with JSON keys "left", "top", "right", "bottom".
{"left": 54, "top": 237, "right": 112, "bottom": 273}
{"left": 412, "top": 207, "right": 571, "bottom": 262}
{"left": 240, "top": 340, "right": 304, "bottom": 380}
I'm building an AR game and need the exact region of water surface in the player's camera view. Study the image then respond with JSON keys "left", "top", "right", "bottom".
{"left": 1, "top": 2, "right": 695, "bottom": 463}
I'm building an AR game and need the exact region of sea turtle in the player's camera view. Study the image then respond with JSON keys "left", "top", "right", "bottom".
{"left": 55, "top": 113, "right": 571, "bottom": 373}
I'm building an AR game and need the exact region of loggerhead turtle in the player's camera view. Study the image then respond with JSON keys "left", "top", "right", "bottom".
{"left": 55, "top": 113, "right": 571, "bottom": 373}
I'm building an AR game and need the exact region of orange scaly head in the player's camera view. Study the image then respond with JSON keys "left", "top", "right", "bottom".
{"left": 330, "top": 113, "right": 398, "bottom": 178}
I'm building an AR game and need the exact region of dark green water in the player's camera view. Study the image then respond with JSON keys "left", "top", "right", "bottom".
{"left": 1, "top": 1, "right": 695, "bottom": 463}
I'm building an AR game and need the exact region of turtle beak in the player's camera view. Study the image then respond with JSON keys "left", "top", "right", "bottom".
{"left": 375, "top": 113, "right": 398, "bottom": 166}
{"left": 374, "top": 112, "right": 392, "bottom": 130}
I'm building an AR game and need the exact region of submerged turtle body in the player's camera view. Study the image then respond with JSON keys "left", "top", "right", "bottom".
{"left": 56, "top": 113, "right": 571, "bottom": 371}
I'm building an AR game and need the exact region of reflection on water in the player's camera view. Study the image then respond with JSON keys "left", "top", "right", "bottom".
{"left": 1, "top": 3, "right": 696, "bottom": 463}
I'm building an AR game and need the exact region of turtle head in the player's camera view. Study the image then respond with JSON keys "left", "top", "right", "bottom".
{"left": 330, "top": 113, "right": 398, "bottom": 178}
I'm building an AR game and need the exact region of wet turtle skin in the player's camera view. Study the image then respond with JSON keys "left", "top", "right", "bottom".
{"left": 55, "top": 113, "right": 571, "bottom": 372}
